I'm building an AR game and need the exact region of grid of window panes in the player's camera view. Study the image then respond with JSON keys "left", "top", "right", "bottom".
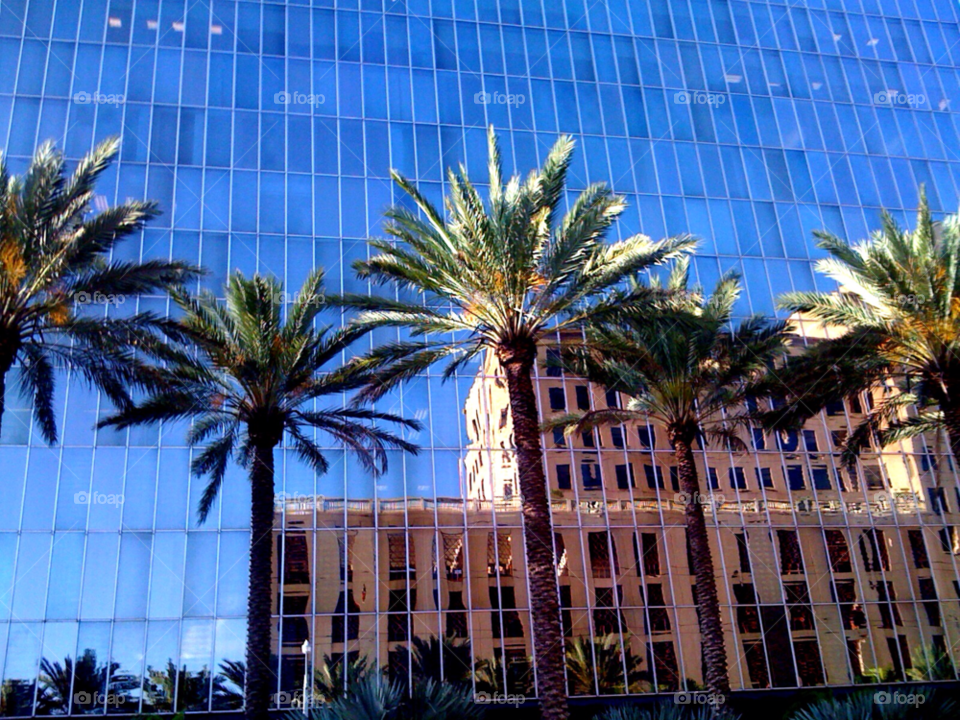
{"left": 0, "top": 0, "right": 959, "bottom": 714}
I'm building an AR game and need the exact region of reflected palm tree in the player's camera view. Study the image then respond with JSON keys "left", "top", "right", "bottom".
{"left": 313, "top": 654, "right": 373, "bottom": 703}
{"left": 411, "top": 635, "right": 474, "bottom": 686}
{"left": 37, "top": 649, "right": 117, "bottom": 714}
{"left": 474, "top": 653, "right": 533, "bottom": 697}
{"left": 213, "top": 659, "right": 246, "bottom": 710}
{"left": 906, "top": 644, "right": 957, "bottom": 681}
{"left": 143, "top": 660, "right": 179, "bottom": 713}
{"left": 1, "top": 680, "right": 37, "bottom": 717}
{"left": 564, "top": 635, "right": 650, "bottom": 696}
{"left": 177, "top": 666, "right": 216, "bottom": 712}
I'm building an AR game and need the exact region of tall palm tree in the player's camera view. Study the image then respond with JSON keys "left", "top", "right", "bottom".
{"left": 338, "top": 127, "right": 693, "bottom": 720}
{"left": 100, "top": 270, "right": 421, "bottom": 720}
{"left": 546, "top": 261, "right": 790, "bottom": 706}
{"left": 0, "top": 137, "right": 196, "bottom": 442}
{"left": 764, "top": 192, "right": 960, "bottom": 469}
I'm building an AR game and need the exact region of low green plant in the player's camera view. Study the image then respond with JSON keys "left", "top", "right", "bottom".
{"left": 788, "top": 686, "right": 956, "bottom": 720}
{"left": 905, "top": 644, "right": 956, "bottom": 681}
{"left": 287, "top": 673, "right": 483, "bottom": 720}
{"left": 596, "top": 700, "right": 738, "bottom": 720}
{"left": 857, "top": 666, "right": 896, "bottom": 684}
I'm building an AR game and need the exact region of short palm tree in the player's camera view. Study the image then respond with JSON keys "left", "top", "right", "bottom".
{"left": 411, "top": 634, "right": 474, "bottom": 685}
{"left": 314, "top": 653, "right": 374, "bottom": 702}
{"left": 788, "top": 686, "right": 955, "bottom": 720}
{"left": 598, "top": 702, "right": 737, "bottom": 720}
{"left": 768, "top": 192, "right": 960, "bottom": 467}
{"left": 0, "top": 137, "right": 196, "bottom": 442}
{"left": 340, "top": 127, "right": 693, "bottom": 720}
{"left": 546, "top": 261, "right": 790, "bottom": 706}
{"left": 100, "top": 270, "right": 421, "bottom": 720}
{"left": 293, "top": 674, "right": 483, "bottom": 720}
{"left": 564, "top": 634, "right": 648, "bottom": 696}
{"left": 905, "top": 643, "right": 956, "bottom": 681}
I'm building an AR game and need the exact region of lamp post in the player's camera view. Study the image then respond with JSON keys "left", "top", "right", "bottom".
{"left": 301, "top": 639, "right": 311, "bottom": 717}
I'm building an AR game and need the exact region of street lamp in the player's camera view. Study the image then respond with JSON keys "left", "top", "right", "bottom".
{"left": 301, "top": 639, "right": 311, "bottom": 717}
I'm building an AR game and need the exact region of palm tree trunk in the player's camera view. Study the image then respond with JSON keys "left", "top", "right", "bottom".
{"left": 497, "top": 343, "right": 568, "bottom": 720}
{"left": 0, "top": 347, "right": 14, "bottom": 441}
{"left": 245, "top": 438, "right": 277, "bottom": 720}
{"left": 668, "top": 426, "right": 730, "bottom": 706}
{"left": 0, "top": 366, "right": 7, "bottom": 441}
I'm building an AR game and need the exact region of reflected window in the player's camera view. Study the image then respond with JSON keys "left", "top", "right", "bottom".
{"left": 441, "top": 532, "right": 464, "bottom": 581}
{"left": 487, "top": 532, "right": 513, "bottom": 577}
{"left": 908, "top": 530, "right": 929, "bottom": 569}
{"left": 825, "top": 530, "right": 852, "bottom": 572}
{"left": 548, "top": 388, "right": 565, "bottom": 411}
{"left": 388, "top": 533, "right": 415, "bottom": 581}
{"left": 777, "top": 530, "right": 803, "bottom": 575}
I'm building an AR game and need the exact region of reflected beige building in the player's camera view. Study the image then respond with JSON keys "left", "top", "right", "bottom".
{"left": 271, "top": 324, "right": 960, "bottom": 701}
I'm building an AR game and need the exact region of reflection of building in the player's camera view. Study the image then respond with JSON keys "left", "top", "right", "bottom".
{"left": 276, "top": 326, "right": 960, "bottom": 699}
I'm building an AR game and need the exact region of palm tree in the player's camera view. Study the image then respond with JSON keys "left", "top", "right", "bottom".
{"left": 546, "top": 261, "right": 790, "bottom": 706}
{"left": 564, "top": 634, "right": 649, "bottom": 696}
{"left": 473, "top": 652, "right": 534, "bottom": 697}
{"left": 295, "top": 674, "right": 483, "bottom": 720}
{"left": 410, "top": 634, "right": 474, "bottom": 685}
{"left": 905, "top": 643, "right": 957, "bottom": 681}
{"left": 338, "top": 127, "right": 693, "bottom": 720}
{"left": 597, "top": 703, "right": 735, "bottom": 720}
{"left": 314, "top": 653, "right": 374, "bottom": 702}
{"left": 0, "top": 137, "right": 196, "bottom": 442}
{"left": 213, "top": 659, "right": 246, "bottom": 709}
{"left": 788, "top": 686, "right": 955, "bottom": 720}
{"left": 767, "top": 191, "right": 960, "bottom": 468}
{"left": 100, "top": 270, "right": 421, "bottom": 720}
{"left": 37, "top": 649, "right": 116, "bottom": 714}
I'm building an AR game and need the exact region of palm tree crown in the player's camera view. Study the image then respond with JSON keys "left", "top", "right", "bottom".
{"left": 342, "top": 127, "right": 694, "bottom": 394}
{"left": 769, "top": 191, "right": 960, "bottom": 464}
{"left": 550, "top": 259, "right": 790, "bottom": 446}
{"left": 0, "top": 137, "right": 196, "bottom": 442}
{"left": 101, "top": 269, "right": 421, "bottom": 520}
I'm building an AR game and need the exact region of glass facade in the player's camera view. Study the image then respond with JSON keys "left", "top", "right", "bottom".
{"left": 1, "top": 0, "right": 960, "bottom": 714}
